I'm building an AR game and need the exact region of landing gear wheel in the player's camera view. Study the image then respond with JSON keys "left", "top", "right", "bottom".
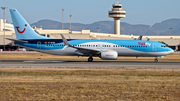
{"left": 154, "top": 59, "right": 158, "bottom": 63}
{"left": 88, "top": 57, "right": 93, "bottom": 62}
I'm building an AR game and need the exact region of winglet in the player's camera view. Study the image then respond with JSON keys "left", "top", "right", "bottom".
{"left": 60, "top": 34, "right": 72, "bottom": 50}
{"left": 68, "top": 35, "right": 73, "bottom": 39}
{"left": 60, "top": 34, "right": 70, "bottom": 46}
{"left": 137, "top": 35, "right": 143, "bottom": 40}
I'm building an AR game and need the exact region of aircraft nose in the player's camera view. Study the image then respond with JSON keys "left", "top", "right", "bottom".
{"left": 167, "top": 47, "right": 174, "bottom": 54}
{"left": 170, "top": 50, "right": 174, "bottom": 53}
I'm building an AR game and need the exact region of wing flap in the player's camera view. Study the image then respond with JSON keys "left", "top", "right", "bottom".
{"left": 75, "top": 47, "right": 101, "bottom": 55}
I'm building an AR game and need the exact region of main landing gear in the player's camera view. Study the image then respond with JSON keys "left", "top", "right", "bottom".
{"left": 88, "top": 56, "right": 93, "bottom": 62}
{"left": 154, "top": 59, "right": 158, "bottom": 63}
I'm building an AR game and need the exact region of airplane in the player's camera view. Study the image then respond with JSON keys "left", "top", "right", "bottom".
{"left": 7, "top": 9, "right": 174, "bottom": 62}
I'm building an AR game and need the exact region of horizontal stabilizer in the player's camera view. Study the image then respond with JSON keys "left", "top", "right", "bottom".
{"left": 6, "top": 38, "right": 28, "bottom": 43}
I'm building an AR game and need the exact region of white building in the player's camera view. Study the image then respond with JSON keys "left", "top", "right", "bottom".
{"left": 0, "top": 19, "right": 14, "bottom": 31}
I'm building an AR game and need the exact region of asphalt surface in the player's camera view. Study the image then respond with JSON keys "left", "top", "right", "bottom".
{"left": 0, "top": 60, "right": 180, "bottom": 68}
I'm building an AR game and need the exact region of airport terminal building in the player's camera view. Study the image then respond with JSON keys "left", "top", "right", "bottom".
{"left": 0, "top": 20, "right": 180, "bottom": 51}
{"left": 0, "top": 1, "right": 180, "bottom": 51}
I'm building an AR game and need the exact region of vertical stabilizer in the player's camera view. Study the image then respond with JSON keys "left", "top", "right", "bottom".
{"left": 10, "top": 9, "right": 50, "bottom": 39}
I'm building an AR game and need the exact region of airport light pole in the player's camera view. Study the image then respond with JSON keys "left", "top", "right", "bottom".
{"left": 70, "top": 15, "right": 72, "bottom": 33}
{"left": 1, "top": 7, "right": 7, "bottom": 51}
{"left": 62, "top": 9, "right": 64, "bottom": 30}
{"left": 169, "top": 27, "right": 172, "bottom": 36}
{"left": 96, "top": 27, "right": 100, "bottom": 33}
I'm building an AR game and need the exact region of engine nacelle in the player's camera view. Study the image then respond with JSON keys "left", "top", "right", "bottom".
{"left": 100, "top": 51, "right": 118, "bottom": 60}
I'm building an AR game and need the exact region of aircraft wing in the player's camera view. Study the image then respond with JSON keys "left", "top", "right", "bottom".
{"left": 6, "top": 38, "right": 28, "bottom": 43}
{"left": 60, "top": 34, "right": 101, "bottom": 55}
{"left": 74, "top": 47, "right": 101, "bottom": 55}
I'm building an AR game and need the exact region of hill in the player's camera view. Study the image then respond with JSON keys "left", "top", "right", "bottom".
{"left": 31, "top": 18, "right": 180, "bottom": 36}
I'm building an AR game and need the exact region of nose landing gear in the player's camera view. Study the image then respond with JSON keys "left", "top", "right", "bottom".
{"left": 154, "top": 56, "right": 164, "bottom": 63}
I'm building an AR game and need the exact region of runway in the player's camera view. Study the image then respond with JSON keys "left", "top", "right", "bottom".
{"left": 0, "top": 60, "right": 180, "bottom": 68}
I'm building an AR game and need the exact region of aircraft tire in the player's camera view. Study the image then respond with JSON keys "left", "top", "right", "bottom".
{"left": 88, "top": 57, "right": 93, "bottom": 62}
{"left": 154, "top": 59, "right": 158, "bottom": 63}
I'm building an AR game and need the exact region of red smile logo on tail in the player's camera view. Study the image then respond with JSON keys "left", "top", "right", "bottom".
{"left": 15, "top": 24, "right": 27, "bottom": 34}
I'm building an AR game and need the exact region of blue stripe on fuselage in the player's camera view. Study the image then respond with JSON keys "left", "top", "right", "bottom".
{"left": 19, "top": 39, "right": 75, "bottom": 44}
{"left": 15, "top": 39, "right": 172, "bottom": 52}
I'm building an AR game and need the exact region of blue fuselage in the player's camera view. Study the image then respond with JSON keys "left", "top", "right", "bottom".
{"left": 15, "top": 39, "right": 174, "bottom": 57}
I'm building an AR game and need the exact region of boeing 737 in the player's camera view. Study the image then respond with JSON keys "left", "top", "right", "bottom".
{"left": 7, "top": 9, "right": 174, "bottom": 62}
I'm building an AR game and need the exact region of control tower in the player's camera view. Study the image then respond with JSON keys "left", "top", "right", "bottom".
{"left": 108, "top": 0, "right": 126, "bottom": 35}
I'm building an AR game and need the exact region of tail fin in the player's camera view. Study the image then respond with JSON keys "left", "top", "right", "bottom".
{"left": 10, "top": 9, "right": 50, "bottom": 39}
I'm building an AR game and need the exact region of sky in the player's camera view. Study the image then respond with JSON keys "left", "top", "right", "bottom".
{"left": 0, "top": 0, "right": 180, "bottom": 26}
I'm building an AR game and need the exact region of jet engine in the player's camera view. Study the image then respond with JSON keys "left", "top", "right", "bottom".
{"left": 100, "top": 51, "right": 118, "bottom": 60}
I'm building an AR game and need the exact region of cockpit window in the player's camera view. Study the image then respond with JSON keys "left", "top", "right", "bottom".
{"left": 161, "top": 45, "right": 166, "bottom": 48}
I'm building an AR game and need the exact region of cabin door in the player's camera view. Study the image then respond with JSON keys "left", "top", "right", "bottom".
{"left": 152, "top": 43, "right": 157, "bottom": 51}
{"left": 37, "top": 41, "right": 41, "bottom": 50}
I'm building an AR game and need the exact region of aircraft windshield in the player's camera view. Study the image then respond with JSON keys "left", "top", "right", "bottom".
{"left": 161, "top": 45, "right": 166, "bottom": 48}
